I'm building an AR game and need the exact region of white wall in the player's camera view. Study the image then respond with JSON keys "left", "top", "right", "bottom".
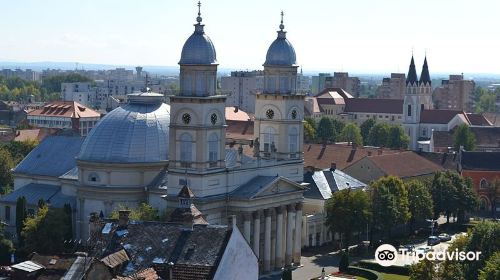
{"left": 212, "top": 226, "right": 258, "bottom": 280}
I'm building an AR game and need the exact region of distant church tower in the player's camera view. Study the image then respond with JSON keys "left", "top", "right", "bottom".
{"left": 168, "top": 2, "right": 226, "bottom": 196}
{"left": 403, "top": 55, "right": 433, "bottom": 149}
{"left": 254, "top": 12, "right": 304, "bottom": 161}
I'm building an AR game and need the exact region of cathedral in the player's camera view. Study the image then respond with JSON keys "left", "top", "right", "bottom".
{"left": 1, "top": 3, "right": 306, "bottom": 274}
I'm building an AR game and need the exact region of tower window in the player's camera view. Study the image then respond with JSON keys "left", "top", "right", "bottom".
{"left": 289, "top": 127, "right": 299, "bottom": 158}
{"left": 407, "top": 104, "right": 412, "bottom": 117}
{"left": 421, "top": 104, "right": 424, "bottom": 112}
{"left": 208, "top": 133, "right": 219, "bottom": 166}
{"left": 263, "top": 126, "right": 276, "bottom": 153}
{"left": 180, "top": 133, "right": 193, "bottom": 165}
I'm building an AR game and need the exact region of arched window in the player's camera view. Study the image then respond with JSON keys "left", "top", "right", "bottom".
{"left": 407, "top": 104, "right": 412, "bottom": 117}
{"left": 480, "top": 178, "right": 488, "bottom": 189}
{"left": 262, "top": 127, "right": 276, "bottom": 153}
{"left": 180, "top": 133, "right": 193, "bottom": 165}
{"left": 289, "top": 127, "right": 299, "bottom": 157}
{"left": 208, "top": 133, "right": 219, "bottom": 165}
{"left": 479, "top": 197, "right": 488, "bottom": 211}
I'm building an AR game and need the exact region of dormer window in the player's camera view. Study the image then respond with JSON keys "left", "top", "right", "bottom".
{"left": 88, "top": 172, "right": 100, "bottom": 183}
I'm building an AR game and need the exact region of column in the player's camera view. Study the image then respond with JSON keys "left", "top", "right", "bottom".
{"left": 285, "top": 204, "right": 295, "bottom": 266}
{"left": 252, "top": 211, "right": 261, "bottom": 259}
{"left": 243, "top": 212, "right": 252, "bottom": 244}
{"left": 275, "top": 206, "right": 284, "bottom": 269}
{"left": 294, "top": 202, "right": 303, "bottom": 265}
{"left": 263, "top": 209, "right": 272, "bottom": 273}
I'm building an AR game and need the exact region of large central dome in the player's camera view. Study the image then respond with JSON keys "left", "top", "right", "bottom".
{"left": 264, "top": 13, "right": 297, "bottom": 67}
{"left": 179, "top": 3, "right": 217, "bottom": 65}
{"left": 78, "top": 92, "right": 170, "bottom": 164}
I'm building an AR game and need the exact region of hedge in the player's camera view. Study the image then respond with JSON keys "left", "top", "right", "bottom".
{"left": 347, "top": 266, "right": 381, "bottom": 280}
{"left": 357, "top": 260, "right": 410, "bottom": 276}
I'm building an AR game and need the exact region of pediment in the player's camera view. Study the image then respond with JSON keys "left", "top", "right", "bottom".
{"left": 253, "top": 177, "right": 305, "bottom": 198}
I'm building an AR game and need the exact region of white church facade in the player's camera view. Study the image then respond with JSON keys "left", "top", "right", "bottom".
{"left": 1, "top": 4, "right": 307, "bottom": 274}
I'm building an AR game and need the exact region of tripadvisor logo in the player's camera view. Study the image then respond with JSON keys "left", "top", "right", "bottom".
{"left": 375, "top": 244, "right": 481, "bottom": 266}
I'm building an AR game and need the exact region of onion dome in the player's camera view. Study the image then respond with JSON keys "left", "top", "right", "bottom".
{"left": 179, "top": 1, "right": 217, "bottom": 65}
{"left": 264, "top": 11, "right": 297, "bottom": 67}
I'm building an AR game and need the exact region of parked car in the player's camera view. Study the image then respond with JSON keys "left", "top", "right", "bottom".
{"left": 438, "top": 233, "right": 451, "bottom": 242}
{"left": 401, "top": 244, "right": 415, "bottom": 252}
{"left": 427, "top": 236, "right": 441, "bottom": 246}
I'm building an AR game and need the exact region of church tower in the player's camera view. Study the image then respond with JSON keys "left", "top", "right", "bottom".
{"left": 403, "top": 54, "right": 433, "bottom": 149}
{"left": 168, "top": 2, "right": 226, "bottom": 192}
{"left": 254, "top": 12, "right": 304, "bottom": 161}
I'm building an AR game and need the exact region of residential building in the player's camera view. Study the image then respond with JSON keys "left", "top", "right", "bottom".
{"left": 376, "top": 73, "right": 406, "bottom": 99}
{"left": 326, "top": 72, "right": 361, "bottom": 97}
{"left": 430, "top": 126, "right": 500, "bottom": 153}
{"left": 0, "top": 100, "right": 27, "bottom": 126}
{"left": 27, "top": 101, "right": 100, "bottom": 136}
{"left": 459, "top": 150, "right": 500, "bottom": 215}
{"left": 434, "top": 74, "right": 475, "bottom": 112}
{"left": 304, "top": 88, "right": 353, "bottom": 119}
{"left": 311, "top": 73, "right": 331, "bottom": 95}
{"left": 0, "top": 68, "right": 40, "bottom": 81}
{"left": 220, "top": 70, "right": 263, "bottom": 113}
{"left": 61, "top": 82, "right": 96, "bottom": 107}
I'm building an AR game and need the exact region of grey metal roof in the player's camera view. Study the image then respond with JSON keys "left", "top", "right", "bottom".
{"left": 229, "top": 176, "right": 279, "bottom": 199}
{"left": 13, "top": 136, "right": 84, "bottom": 177}
{"left": 179, "top": 24, "right": 217, "bottom": 65}
{"left": 78, "top": 100, "right": 170, "bottom": 163}
{"left": 264, "top": 22, "right": 297, "bottom": 67}
{"left": 0, "top": 183, "right": 74, "bottom": 209}
{"left": 303, "top": 169, "right": 367, "bottom": 200}
{"left": 59, "top": 166, "right": 78, "bottom": 180}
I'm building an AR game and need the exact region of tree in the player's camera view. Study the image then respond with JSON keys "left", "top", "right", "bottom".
{"left": 22, "top": 206, "right": 72, "bottom": 254}
{"left": 5, "top": 139, "right": 39, "bottom": 164}
{"left": 282, "top": 266, "right": 292, "bottom": 280}
{"left": 110, "top": 203, "right": 160, "bottom": 221}
{"left": 304, "top": 121, "right": 316, "bottom": 142}
{"left": 360, "top": 118, "right": 376, "bottom": 145}
{"left": 0, "top": 147, "right": 14, "bottom": 194}
{"left": 367, "top": 123, "right": 390, "bottom": 147}
{"left": 339, "top": 123, "right": 363, "bottom": 146}
{"left": 325, "top": 188, "right": 371, "bottom": 251}
{"left": 330, "top": 119, "right": 345, "bottom": 141}
{"left": 387, "top": 125, "right": 409, "bottom": 149}
{"left": 370, "top": 176, "right": 410, "bottom": 238}
{"left": 479, "top": 252, "right": 500, "bottom": 280}
{"left": 453, "top": 124, "right": 475, "bottom": 151}
{"left": 63, "top": 203, "right": 73, "bottom": 241}
{"left": 430, "top": 171, "right": 478, "bottom": 223}
{"left": 0, "top": 223, "right": 14, "bottom": 265}
{"left": 476, "top": 91, "right": 496, "bottom": 113}
{"left": 406, "top": 180, "right": 433, "bottom": 233}
{"left": 409, "top": 259, "right": 438, "bottom": 280}
{"left": 465, "top": 221, "right": 500, "bottom": 280}
{"left": 316, "top": 117, "right": 334, "bottom": 143}
{"left": 15, "top": 196, "right": 27, "bottom": 247}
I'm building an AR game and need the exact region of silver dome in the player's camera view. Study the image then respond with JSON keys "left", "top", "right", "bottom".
{"left": 179, "top": 4, "right": 217, "bottom": 65}
{"left": 264, "top": 13, "right": 297, "bottom": 67}
{"left": 78, "top": 93, "right": 170, "bottom": 163}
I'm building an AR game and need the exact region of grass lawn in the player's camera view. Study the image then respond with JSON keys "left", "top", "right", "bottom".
{"left": 379, "top": 273, "right": 409, "bottom": 280}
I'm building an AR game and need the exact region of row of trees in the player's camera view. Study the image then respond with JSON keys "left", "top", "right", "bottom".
{"left": 0, "top": 74, "right": 91, "bottom": 102}
{"left": 325, "top": 171, "right": 478, "bottom": 251}
{"left": 0, "top": 140, "right": 38, "bottom": 194}
{"left": 474, "top": 86, "right": 500, "bottom": 114}
{"left": 410, "top": 221, "right": 500, "bottom": 280}
{"left": 305, "top": 117, "right": 409, "bottom": 149}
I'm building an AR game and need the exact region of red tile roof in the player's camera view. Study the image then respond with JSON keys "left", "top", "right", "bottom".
{"left": 303, "top": 143, "right": 402, "bottom": 170}
{"left": 344, "top": 98, "right": 403, "bottom": 114}
{"left": 225, "top": 107, "right": 251, "bottom": 121}
{"left": 28, "top": 101, "right": 100, "bottom": 119}
{"left": 226, "top": 120, "right": 254, "bottom": 141}
{"left": 367, "top": 151, "right": 444, "bottom": 178}
{"left": 466, "top": 113, "right": 492, "bottom": 126}
{"left": 419, "top": 109, "right": 462, "bottom": 124}
{"left": 114, "top": 268, "right": 159, "bottom": 280}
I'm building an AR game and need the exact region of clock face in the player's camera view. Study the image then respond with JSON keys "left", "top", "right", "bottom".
{"left": 291, "top": 109, "right": 297, "bottom": 119}
{"left": 182, "top": 113, "right": 191, "bottom": 124}
{"left": 210, "top": 113, "right": 218, "bottom": 125}
{"left": 266, "top": 109, "right": 275, "bottom": 119}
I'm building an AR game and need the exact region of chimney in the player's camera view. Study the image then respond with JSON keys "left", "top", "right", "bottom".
{"left": 330, "top": 162, "right": 337, "bottom": 171}
{"left": 118, "top": 210, "right": 131, "bottom": 228}
{"left": 234, "top": 106, "right": 239, "bottom": 113}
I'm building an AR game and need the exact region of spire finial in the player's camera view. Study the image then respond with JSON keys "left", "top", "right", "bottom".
{"left": 279, "top": 11, "right": 285, "bottom": 31}
{"left": 196, "top": 1, "right": 202, "bottom": 23}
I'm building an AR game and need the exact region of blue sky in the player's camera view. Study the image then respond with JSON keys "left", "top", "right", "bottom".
{"left": 1, "top": 0, "right": 499, "bottom": 74}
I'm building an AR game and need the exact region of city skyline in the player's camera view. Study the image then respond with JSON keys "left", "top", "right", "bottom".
{"left": 0, "top": 0, "right": 499, "bottom": 74}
